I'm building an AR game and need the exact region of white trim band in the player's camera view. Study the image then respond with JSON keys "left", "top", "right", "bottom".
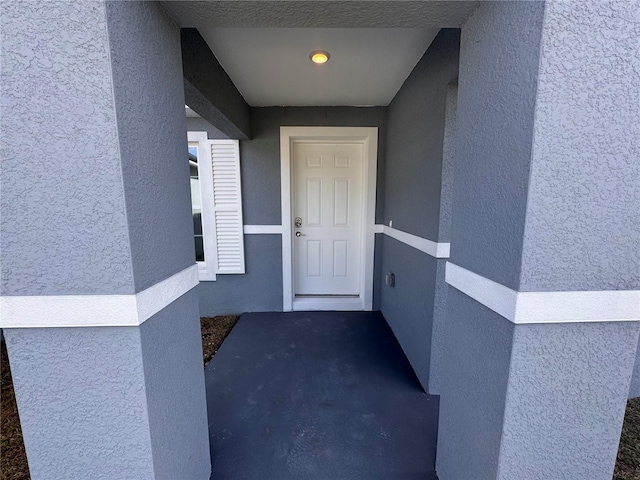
{"left": 242, "top": 223, "right": 451, "bottom": 259}
{"left": 0, "top": 265, "right": 199, "bottom": 328}
{"left": 445, "top": 262, "right": 640, "bottom": 324}
{"left": 243, "top": 224, "right": 284, "bottom": 234}
{"left": 378, "top": 225, "right": 450, "bottom": 258}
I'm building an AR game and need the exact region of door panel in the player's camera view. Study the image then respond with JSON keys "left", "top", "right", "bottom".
{"left": 306, "top": 178, "right": 322, "bottom": 226}
{"left": 334, "top": 179, "right": 350, "bottom": 226}
{"left": 293, "top": 142, "right": 363, "bottom": 295}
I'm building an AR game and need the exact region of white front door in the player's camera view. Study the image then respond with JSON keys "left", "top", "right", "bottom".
{"left": 292, "top": 142, "right": 363, "bottom": 296}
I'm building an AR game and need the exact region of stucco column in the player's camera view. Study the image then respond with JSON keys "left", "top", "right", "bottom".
{"left": 436, "top": 1, "right": 640, "bottom": 479}
{"left": 0, "top": 2, "right": 210, "bottom": 479}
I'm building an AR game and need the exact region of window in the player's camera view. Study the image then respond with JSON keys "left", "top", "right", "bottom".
{"left": 189, "top": 144, "right": 205, "bottom": 262}
{"left": 187, "top": 132, "right": 245, "bottom": 281}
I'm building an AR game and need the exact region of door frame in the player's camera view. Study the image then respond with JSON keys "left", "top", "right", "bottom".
{"left": 280, "top": 126, "right": 378, "bottom": 312}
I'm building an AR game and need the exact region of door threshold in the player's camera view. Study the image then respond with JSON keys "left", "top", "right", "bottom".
{"left": 295, "top": 294, "right": 360, "bottom": 298}
{"left": 292, "top": 296, "right": 365, "bottom": 312}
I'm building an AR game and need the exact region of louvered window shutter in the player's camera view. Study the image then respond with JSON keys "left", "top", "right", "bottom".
{"left": 207, "top": 140, "right": 245, "bottom": 274}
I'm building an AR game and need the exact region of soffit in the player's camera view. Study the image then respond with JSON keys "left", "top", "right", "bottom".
{"left": 162, "top": 1, "right": 480, "bottom": 106}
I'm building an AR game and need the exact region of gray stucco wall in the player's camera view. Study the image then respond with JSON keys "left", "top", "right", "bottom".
{"left": 497, "top": 321, "right": 640, "bottom": 480}
{"left": 519, "top": 0, "right": 640, "bottom": 292}
{"left": 373, "top": 234, "right": 383, "bottom": 311}
{"left": 1, "top": 1, "right": 197, "bottom": 297}
{"left": 437, "top": 290, "right": 640, "bottom": 480}
{"left": 199, "top": 235, "right": 283, "bottom": 315}
{"left": 0, "top": 0, "right": 134, "bottom": 296}
{"left": 4, "top": 289, "right": 210, "bottom": 480}
{"left": 106, "top": 1, "right": 196, "bottom": 292}
{"left": 428, "top": 84, "right": 458, "bottom": 395}
{"left": 379, "top": 236, "right": 437, "bottom": 390}
{"left": 181, "top": 28, "right": 251, "bottom": 139}
{"left": 378, "top": 29, "right": 459, "bottom": 391}
{"left": 4, "top": 326, "right": 156, "bottom": 479}
{"left": 383, "top": 29, "right": 460, "bottom": 240}
{"left": 437, "top": 84, "right": 458, "bottom": 244}
{"left": 140, "top": 289, "right": 211, "bottom": 480}
{"left": 448, "top": 1, "right": 545, "bottom": 290}
{"left": 186, "top": 117, "right": 229, "bottom": 139}
{"left": 198, "top": 106, "right": 388, "bottom": 316}
{"left": 2, "top": 3, "right": 210, "bottom": 478}
{"left": 439, "top": 2, "right": 640, "bottom": 477}
{"left": 162, "top": 1, "right": 481, "bottom": 28}
{"left": 429, "top": 259, "right": 448, "bottom": 394}
{"left": 436, "top": 288, "right": 514, "bottom": 480}
{"left": 629, "top": 341, "right": 640, "bottom": 398}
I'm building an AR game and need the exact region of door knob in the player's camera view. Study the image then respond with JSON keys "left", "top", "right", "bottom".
{"left": 295, "top": 231, "right": 305, "bottom": 237}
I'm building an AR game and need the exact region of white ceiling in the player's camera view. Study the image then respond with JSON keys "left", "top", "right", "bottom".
{"left": 162, "top": 1, "right": 481, "bottom": 107}
{"left": 198, "top": 28, "right": 440, "bottom": 106}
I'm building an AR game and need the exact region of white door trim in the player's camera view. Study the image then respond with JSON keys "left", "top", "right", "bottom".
{"left": 280, "top": 127, "right": 378, "bottom": 312}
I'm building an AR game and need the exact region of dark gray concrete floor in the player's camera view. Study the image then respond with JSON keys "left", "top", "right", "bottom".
{"left": 205, "top": 311, "right": 439, "bottom": 480}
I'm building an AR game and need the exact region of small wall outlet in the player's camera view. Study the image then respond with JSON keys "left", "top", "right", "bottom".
{"left": 385, "top": 272, "right": 395, "bottom": 288}
{"left": 389, "top": 220, "right": 393, "bottom": 228}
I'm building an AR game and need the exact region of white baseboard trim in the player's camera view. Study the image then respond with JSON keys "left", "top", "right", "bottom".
{"left": 377, "top": 225, "right": 450, "bottom": 258}
{"left": 292, "top": 296, "right": 365, "bottom": 312}
{"left": 243, "top": 225, "right": 284, "bottom": 234}
{"left": 445, "top": 262, "right": 640, "bottom": 324}
{"left": 0, "top": 265, "right": 199, "bottom": 328}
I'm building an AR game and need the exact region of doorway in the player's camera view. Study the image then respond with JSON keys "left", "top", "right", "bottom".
{"left": 280, "top": 127, "right": 378, "bottom": 311}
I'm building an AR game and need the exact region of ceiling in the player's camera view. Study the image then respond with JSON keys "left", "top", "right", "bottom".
{"left": 185, "top": 105, "right": 200, "bottom": 117}
{"left": 161, "top": 1, "right": 481, "bottom": 107}
{"left": 199, "top": 28, "right": 439, "bottom": 106}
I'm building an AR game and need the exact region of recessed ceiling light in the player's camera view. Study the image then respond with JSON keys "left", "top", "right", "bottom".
{"left": 310, "top": 51, "right": 330, "bottom": 64}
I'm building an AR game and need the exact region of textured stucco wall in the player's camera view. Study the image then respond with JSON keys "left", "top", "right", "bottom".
{"left": 161, "top": 1, "right": 481, "bottom": 28}
{"left": 383, "top": 29, "right": 460, "bottom": 240}
{"left": 519, "top": 0, "right": 640, "bottom": 292}
{"left": 199, "top": 235, "right": 283, "bottom": 315}
{"left": 438, "top": 1, "right": 541, "bottom": 476}
{"left": 437, "top": 84, "right": 458, "bottom": 244}
{"left": 379, "top": 236, "right": 437, "bottom": 390}
{"left": 181, "top": 28, "right": 251, "bottom": 139}
{"left": 379, "top": 29, "right": 459, "bottom": 392}
{"left": 4, "top": 327, "right": 155, "bottom": 479}
{"left": 373, "top": 233, "right": 383, "bottom": 311}
{"left": 106, "top": 1, "right": 196, "bottom": 292}
{"left": 629, "top": 341, "right": 640, "bottom": 398}
{"left": 429, "top": 258, "right": 448, "bottom": 394}
{"left": 449, "top": 0, "right": 545, "bottom": 290}
{"left": 439, "top": 2, "right": 640, "bottom": 478}
{"left": 436, "top": 288, "right": 514, "bottom": 480}
{"left": 140, "top": 290, "right": 211, "bottom": 480}
{"left": 497, "top": 321, "right": 640, "bottom": 480}
{"left": 429, "top": 83, "right": 458, "bottom": 395}
{"left": 2, "top": 3, "right": 210, "bottom": 478}
{"left": 0, "top": 0, "right": 134, "bottom": 296}
{"left": 4, "top": 290, "right": 210, "bottom": 480}
{"left": 186, "top": 116, "right": 229, "bottom": 139}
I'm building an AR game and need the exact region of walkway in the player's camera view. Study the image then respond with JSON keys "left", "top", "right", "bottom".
{"left": 204, "top": 311, "right": 439, "bottom": 480}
